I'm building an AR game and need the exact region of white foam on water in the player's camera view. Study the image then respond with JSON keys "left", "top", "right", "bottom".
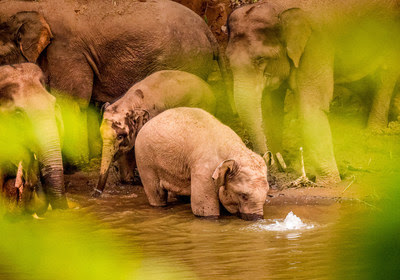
{"left": 248, "top": 211, "right": 315, "bottom": 232}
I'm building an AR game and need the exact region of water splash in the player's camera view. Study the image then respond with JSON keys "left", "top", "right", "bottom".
{"left": 249, "top": 211, "right": 315, "bottom": 232}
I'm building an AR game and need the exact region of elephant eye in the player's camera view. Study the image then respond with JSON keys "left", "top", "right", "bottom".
{"left": 254, "top": 57, "right": 266, "bottom": 67}
{"left": 39, "top": 77, "right": 46, "bottom": 87}
{"left": 240, "top": 193, "right": 249, "bottom": 201}
{"left": 117, "top": 134, "right": 126, "bottom": 141}
{"left": 14, "top": 108, "right": 25, "bottom": 118}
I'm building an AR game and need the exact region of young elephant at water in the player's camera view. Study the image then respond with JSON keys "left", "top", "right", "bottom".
{"left": 135, "top": 107, "right": 269, "bottom": 220}
{"left": 94, "top": 70, "right": 216, "bottom": 197}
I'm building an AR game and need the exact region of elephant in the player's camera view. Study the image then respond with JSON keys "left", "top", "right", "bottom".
{"left": 0, "top": 63, "right": 67, "bottom": 210}
{"left": 94, "top": 70, "right": 216, "bottom": 197}
{"left": 135, "top": 107, "right": 269, "bottom": 220}
{"left": 225, "top": 0, "right": 400, "bottom": 184}
{"left": 0, "top": 0, "right": 232, "bottom": 167}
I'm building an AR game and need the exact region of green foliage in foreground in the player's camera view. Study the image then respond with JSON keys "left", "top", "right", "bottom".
{"left": 0, "top": 206, "right": 197, "bottom": 280}
{"left": 358, "top": 181, "right": 400, "bottom": 279}
{"left": 0, "top": 210, "right": 133, "bottom": 280}
{"left": 334, "top": 173, "right": 400, "bottom": 279}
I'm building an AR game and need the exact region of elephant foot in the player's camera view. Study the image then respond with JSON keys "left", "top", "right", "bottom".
{"left": 49, "top": 196, "right": 69, "bottom": 209}
{"left": 284, "top": 147, "right": 340, "bottom": 188}
{"left": 91, "top": 189, "right": 103, "bottom": 198}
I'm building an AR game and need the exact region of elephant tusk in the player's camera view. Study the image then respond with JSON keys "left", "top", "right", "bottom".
{"left": 32, "top": 213, "right": 45, "bottom": 220}
{"left": 15, "top": 161, "right": 24, "bottom": 189}
{"left": 15, "top": 161, "right": 24, "bottom": 202}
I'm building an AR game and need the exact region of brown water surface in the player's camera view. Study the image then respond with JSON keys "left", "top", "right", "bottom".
{"left": 56, "top": 185, "right": 370, "bottom": 280}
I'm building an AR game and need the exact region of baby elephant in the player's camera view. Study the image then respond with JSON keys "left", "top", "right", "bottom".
{"left": 94, "top": 70, "right": 216, "bottom": 197}
{"left": 135, "top": 107, "right": 269, "bottom": 220}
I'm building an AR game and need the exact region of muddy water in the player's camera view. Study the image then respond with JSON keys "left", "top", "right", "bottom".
{"left": 60, "top": 186, "right": 370, "bottom": 280}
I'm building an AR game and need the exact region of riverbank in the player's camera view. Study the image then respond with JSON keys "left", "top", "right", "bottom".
{"left": 64, "top": 163, "right": 371, "bottom": 214}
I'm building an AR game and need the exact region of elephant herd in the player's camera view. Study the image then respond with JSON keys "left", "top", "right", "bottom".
{"left": 1, "top": 0, "right": 399, "bottom": 220}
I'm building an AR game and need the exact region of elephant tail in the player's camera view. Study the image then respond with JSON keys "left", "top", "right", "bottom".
{"left": 205, "top": 30, "right": 236, "bottom": 116}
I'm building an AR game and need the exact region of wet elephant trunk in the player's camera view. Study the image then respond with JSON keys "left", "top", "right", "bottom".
{"left": 239, "top": 213, "right": 264, "bottom": 221}
{"left": 239, "top": 200, "right": 265, "bottom": 221}
{"left": 233, "top": 70, "right": 268, "bottom": 155}
{"left": 94, "top": 139, "right": 116, "bottom": 196}
{"left": 34, "top": 114, "right": 68, "bottom": 209}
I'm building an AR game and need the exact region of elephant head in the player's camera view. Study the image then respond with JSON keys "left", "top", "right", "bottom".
{"left": 95, "top": 106, "right": 149, "bottom": 196}
{"left": 0, "top": 63, "right": 67, "bottom": 209}
{"left": 0, "top": 11, "right": 53, "bottom": 65}
{"left": 212, "top": 157, "right": 269, "bottom": 220}
{"left": 226, "top": 2, "right": 311, "bottom": 155}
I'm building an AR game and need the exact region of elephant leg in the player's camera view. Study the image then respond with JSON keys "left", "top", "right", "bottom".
{"left": 262, "top": 86, "right": 286, "bottom": 154}
{"left": 87, "top": 105, "right": 102, "bottom": 159}
{"left": 282, "top": 89, "right": 302, "bottom": 166}
{"left": 233, "top": 71, "right": 268, "bottom": 155}
{"left": 56, "top": 97, "right": 90, "bottom": 168}
{"left": 190, "top": 169, "right": 219, "bottom": 218}
{"left": 141, "top": 168, "right": 167, "bottom": 207}
{"left": 118, "top": 149, "right": 136, "bottom": 184}
{"left": 367, "top": 67, "right": 399, "bottom": 130}
{"left": 296, "top": 36, "right": 341, "bottom": 185}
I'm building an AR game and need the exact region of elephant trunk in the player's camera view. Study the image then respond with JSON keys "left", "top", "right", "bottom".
{"left": 239, "top": 213, "right": 264, "bottom": 221}
{"left": 34, "top": 114, "right": 68, "bottom": 209}
{"left": 239, "top": 198, "right": 265, "bottom": 221}
{"left": 233, "top": 71, "right": 268, "bottom": 155}
{"left": 94, "top": 139, "right": 116, "bottom": 197}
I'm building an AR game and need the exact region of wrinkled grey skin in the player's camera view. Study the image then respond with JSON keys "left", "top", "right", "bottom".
{"left": 0, "top": 0, "right": 231, "bottom": 166}
{"left": 0, "top": 63, "right": 66, "bottom": 210}
{"left": 94, "top": 70, "right": 216, "bottom": 196}
{"left": 226, "top": 0, "right": 400, "bottom": 184}
{"left": 135, "top": 108, "right": 269, "bottom": 220}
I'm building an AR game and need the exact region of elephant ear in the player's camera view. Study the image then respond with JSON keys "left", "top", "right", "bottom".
{"left": 9, "top": 12, "right": 53, "bottom": 63}
{"left": 212, "top": 159, "right": 239, "bottom": 189}
{"left": 126, "top": 110, "right": 150, "bottom": 140}
{"left": 100, "top": 102, "right": 110, "bottom": 116}
{"left": 133, "top": 89, "right": 145, "bottom": 99}
{"left": 279, "top": 8, "right": 312, "bottom": 68}
{"left": 133, "top": 109, "right": 149, "bottom": 132}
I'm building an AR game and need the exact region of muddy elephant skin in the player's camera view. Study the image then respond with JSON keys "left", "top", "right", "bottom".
{"left": 226, "top": 0, "right": 400, "bottom": 184}
{"left": 95, "top": 70, "right": 216, "bottom": 196}
{"left": 135, "top": 107, "right": 269, "bottom": 220}
{"left": 0, "top": 0, "right": 231, "bottom": 166}
{"left": 0, "top": 63, "right": 66, "bottom": 210}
